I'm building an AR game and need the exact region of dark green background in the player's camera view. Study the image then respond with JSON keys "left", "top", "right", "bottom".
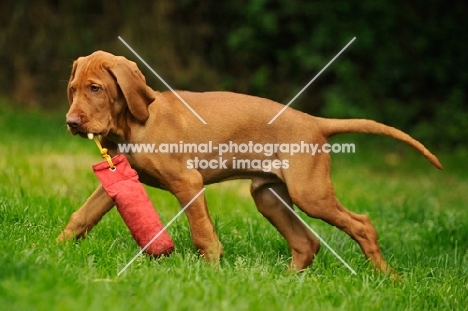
{"left": 1, "top": 0, "right": 466, "bottom": 146}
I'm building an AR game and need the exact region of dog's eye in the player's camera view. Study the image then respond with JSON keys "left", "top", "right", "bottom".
{"left": 90, "top": 85, "right": 101, "bottom": 93}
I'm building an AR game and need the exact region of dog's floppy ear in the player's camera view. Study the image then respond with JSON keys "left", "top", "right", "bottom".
{"left": 67, "top": 60, "right": 78, "bottom": 104}
{"left": 107, "top": 57, "right": 155, "bottom": 123}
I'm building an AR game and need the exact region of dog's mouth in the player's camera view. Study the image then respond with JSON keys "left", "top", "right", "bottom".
{"left": 70, "top": 128, "right": 105, "bottom": 140}
{"left": 78, "top": 131, "right": 107, "bottom": 140}
{"left": 66, "top": 114, "right": 109, "bottom": 140}
{"left": 66, "top": 116, "right": 110, "bottom": 140}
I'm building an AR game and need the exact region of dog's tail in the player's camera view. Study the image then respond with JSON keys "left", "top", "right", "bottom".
{"left": 317, "top": 117, "right": 443, "bottom": 170}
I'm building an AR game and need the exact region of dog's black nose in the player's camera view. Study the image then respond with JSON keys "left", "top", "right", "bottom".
{"left": 66, "top": 115, "right": 81, "bottom": 128}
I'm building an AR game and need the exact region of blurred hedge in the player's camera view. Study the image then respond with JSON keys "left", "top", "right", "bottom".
{"left": 1, "top": 0, "right": 466, "bottom": 147}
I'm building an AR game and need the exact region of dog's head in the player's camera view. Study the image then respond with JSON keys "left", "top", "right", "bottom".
{"left": 65, "top": 50, "right": 155, "bottom": 140}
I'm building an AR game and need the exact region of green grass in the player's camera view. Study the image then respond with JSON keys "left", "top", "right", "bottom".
{"left": 1, "top": 104, "right": 467, "bottom": 310}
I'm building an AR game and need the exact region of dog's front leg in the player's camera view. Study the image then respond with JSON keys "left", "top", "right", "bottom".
{"left": 170, "top": 181, "right": 223, "bottom": 263}
{"left": 57, "top": 185, "right": 114, "bottom": 241}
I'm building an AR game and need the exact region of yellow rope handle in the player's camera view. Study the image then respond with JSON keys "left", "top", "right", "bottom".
{"left": 93, "top": 137, "right": 115, "bottom": 169}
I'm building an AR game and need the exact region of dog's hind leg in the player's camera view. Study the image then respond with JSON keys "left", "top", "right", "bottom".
{"left": 251, "top": 179, "right": 320, "bottom": 271}
{"left": 286, "top": 155, "right": 391, "bottom": 273}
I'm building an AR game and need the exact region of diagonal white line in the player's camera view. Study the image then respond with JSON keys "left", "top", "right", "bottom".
{"left": 268, "top": 188, "right": 357, "bottom": 275}
{"left": 268, "top": 37, "right": 356, "bottom": 124}
{"left": 117, "top": 187, "right": 206, "bottom": 276}
{"left": 118, "top": 36, "right": 207, "bottom": 124}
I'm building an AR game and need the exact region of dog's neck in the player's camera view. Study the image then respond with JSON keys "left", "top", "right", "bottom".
{"left": 106, "top": 109, "right": 147, "bottom": 144}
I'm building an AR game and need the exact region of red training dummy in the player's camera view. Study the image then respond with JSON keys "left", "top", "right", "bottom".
{"left": 92, "top": 154, "right": 174, "bottom": 256}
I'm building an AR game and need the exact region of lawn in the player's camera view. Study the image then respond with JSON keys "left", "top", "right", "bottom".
{"left": 0, "top": 104, "right": 467, "bottom": 310}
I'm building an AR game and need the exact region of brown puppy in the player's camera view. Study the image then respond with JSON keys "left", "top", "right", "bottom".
{"left": 58, "top": 50, "right": 442, "bottom": 272}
